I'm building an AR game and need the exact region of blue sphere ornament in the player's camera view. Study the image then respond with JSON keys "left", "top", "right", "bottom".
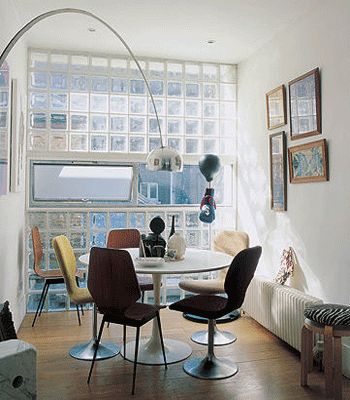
{"left": 198, "top": 154, "right": 221, "bottom": 182}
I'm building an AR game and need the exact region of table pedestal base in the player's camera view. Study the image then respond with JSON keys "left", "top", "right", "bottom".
{"left": 121, "top": 338, "right": 192, "bottom": 365}
{"left": 69, "top": 339, "right": 120, "bottom": 361}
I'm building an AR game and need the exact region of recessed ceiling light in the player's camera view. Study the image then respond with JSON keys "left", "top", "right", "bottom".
{"left": 88, "top": 27, "right": 96, "bottom": 32}
{"left": 206, "top": 39, "right": 216, "bottom": 44}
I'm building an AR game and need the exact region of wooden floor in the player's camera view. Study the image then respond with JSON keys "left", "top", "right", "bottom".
{"left": 18, "top": 309, "right": 350, "bottom": 400}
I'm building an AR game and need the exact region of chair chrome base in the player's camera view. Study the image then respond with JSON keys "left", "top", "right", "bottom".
{"left": 191, "top": 328, "right": 237, "bottom": 346}
{"left": 184, "top": 355, "right": 239, "bottom": 380}
{"left": 69, "top": 339, "right": 120, "bottom": 361}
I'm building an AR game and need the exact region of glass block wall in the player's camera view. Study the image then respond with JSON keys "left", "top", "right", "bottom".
{"left": 26, "top": 49, "right": 237, "bottom": 312}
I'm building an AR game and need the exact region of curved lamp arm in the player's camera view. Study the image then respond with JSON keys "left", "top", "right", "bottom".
{"left": 0, "top": 8, "right": 164, "bottom": 147}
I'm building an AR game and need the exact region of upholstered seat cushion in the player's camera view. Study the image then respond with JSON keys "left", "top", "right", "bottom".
{"left": 169, "top": 295, "right": 228, "bottom": 320}
{"left": 179, "top": 278, "right": 225, "bottom": 295}
{"left": 304, "top": 303, "right": 350, "bottom": 327}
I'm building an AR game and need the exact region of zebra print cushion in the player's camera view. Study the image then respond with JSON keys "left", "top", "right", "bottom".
{"left": 304, "top": 303, "right": 350, "bottom": 327}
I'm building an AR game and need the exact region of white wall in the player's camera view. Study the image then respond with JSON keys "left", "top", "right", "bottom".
{"left": 237, "top": 0, "right": 350, "bottom": 373}
{"left": 0, "top": 1, "right": 27, "bottom": 329}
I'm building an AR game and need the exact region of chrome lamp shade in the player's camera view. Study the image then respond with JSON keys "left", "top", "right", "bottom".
{"left": 146, "top": 146, "right": 183, "bottom": 172}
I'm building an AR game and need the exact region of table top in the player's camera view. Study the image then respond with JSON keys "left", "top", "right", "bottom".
{"left": 79, "top": 248, "right": 232, "bottom": 275}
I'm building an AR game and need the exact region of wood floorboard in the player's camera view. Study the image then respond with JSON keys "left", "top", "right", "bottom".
{"left": 18, "top": 309, "right": 350, "bottom": 399}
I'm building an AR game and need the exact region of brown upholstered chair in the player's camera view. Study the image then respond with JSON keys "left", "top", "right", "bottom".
{"left": 107, "top": 229, "right": 154, "bottom": 302}
{"left": 87, "top": 247, "right": 167, "bottom": 395}
{"left": 169, "top": 246, "right": 262, "bottom": 380}
{"left": 31, "top": 227, "right": 85, "bottom": 327}
{"left": 179, "top": 231, "right": 249, "bottom": 345}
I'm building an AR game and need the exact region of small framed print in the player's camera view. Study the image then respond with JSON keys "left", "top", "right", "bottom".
{"left": 288, "top": 139, "right": 328, "bottom": 183}
{"left": 266, "top": 85, "right": 286, "bottom": 130}
{"left": 269, "top": 131, "right": 287, "bottom": 211}
{"left": 288, "top": 68, "right": 321, "bottom": 140}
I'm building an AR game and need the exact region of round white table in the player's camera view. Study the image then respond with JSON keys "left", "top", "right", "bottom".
{"left": 79, "top": 248, "right": 232, "bottom": 365}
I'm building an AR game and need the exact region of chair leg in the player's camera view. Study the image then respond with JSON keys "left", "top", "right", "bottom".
{"left": 324, "top": 325, "right": 334, "bottom": 397}
{"left": 76, "top": 305, "right": 81, "bottom": 326}
{"left": 301, "top": 325, "right": 312, "bottom": 386}
{"left": 87, "top": 317, "right": 106, "bottom": 384}
{"left": 38, "top": 281, "right": 50, "bottom": 316}
{"left": 32, "top": 281, "right": 48, "bottom": 327}
{"left": 132, "top": 327, "right": 140, "bottom": 395}
{"left": 141, "top": 291, "right": 145, "bottom": 303}
{"left": 80, "top": 305, "right": 84, "bottom": 315}
{"left": 123, "top": 325, "right": 126, "bottom": 354}
{"left": 334, "top": 336, "right": 342, "bottom": 400}
{"left": 156, "top": 311, "right": 167, "bottom": 369}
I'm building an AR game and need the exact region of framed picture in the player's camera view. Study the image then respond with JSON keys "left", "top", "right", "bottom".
{"left": 288, "top": 139, "right": 328, "bottom": 183}
{"left": 269, "top": 131, "right": 287, "bottom": 211}
{"left": 266, "top": 85, "right": 286, "bottom": 130}
{"left": 288, "top": 68, "right": 321, "bottom": 140}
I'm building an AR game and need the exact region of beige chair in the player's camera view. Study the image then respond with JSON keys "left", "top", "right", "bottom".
{"left": 179, "top": 231, "right": 249, "bottom": 345}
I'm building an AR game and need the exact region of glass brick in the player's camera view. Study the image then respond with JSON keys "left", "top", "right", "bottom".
{"left": 30, "top": 52, "right": 48, "bottom": 69}
{"left": 50, "top": 73, "right": 68, "bottom": 90}
{"left": 50, "top": 54, "right": 68, "bottom": 71}
{"left": 220, "top": 65, "right": 236, "bottom": 83}
{"left": 48, "top": 231, "right": 65, "bottom": 249}
{"left": 203, "top": 102, "right": 219, "bottom": 118}
{"left": 90, "top": 232, "right": 107, "bottom": 247}
{"left": 149, "top": 99, "right": 165, "bottom": 115}
{"left": 186, "top": 83, "right": 200, "bottom": 98}
{"left": 130, "top": 97, "right": 146, "bottom": 114}
{"left": 111, "top": 77, "right": 128, "bottom": 93}
{"left": 30, "top": 92, "right": 48, "bottom": 109}
{"left": 91, "top": 134, "right": 108, "bottom": 151}
{"left": 185, "top": 120, "right": 200, "bottom": 135}
{"left": 130, "top": 116, "right": 146, "bottom": 133}
{"left": 110, "top": 212, "right": 127, "bottom": 228}
{"left": 186, "top": 230, "right": 201, "bottom": 247}
{"left": 185, "top": 211, "right": 199, "bottom": 227}
{"left": 70, "top": 133, "right": 88, "bottom": 151}
{"left": 220, "top": 138, "right": 235, "bottom": 155}
{"left": 167, "top": 99, "right": 183, "bottom": 116}
{"left": 203, "top": 83, "right": 218, "bottom": 99}
{"left": 110, "top": 96, "right": 128, "bottom": 113}
{"left": 149, "top": 117, "right": 163, "bottom": 134}
{"left": 30, "top": 113, "right": 47, "bottom": 129}
{"left": 168, "top": 82, "right": 182, "bottom": 97}
{"left": 167, "top": 137, "right": 182, "bottom": 152}
{"left": 110, "top": 135, "right": 127, "bottom": 152}
{"left": 185, "top": 64, "right": 201, "bottom": 80}
{"left": 91, "top": 57, "right": 108, "bottom": 73}
{"left": 203, "top": 64, "right": 218, "bottom": 81}
{"left": 167, "top": 63, "right": 183, "bottom": 80}
{"left": 220, "top": 120, "right": 236, "bottom": 137}
{"left": 220, "top": 83, "right": 236, "bottom": 101}
{"left": 48, "top": 293, "right": 67, "bottom": 311}
{"left": 203, "top": 120, "right": 218, "bottom": 136}
{"left": 185, "top": 101, "right": 201, "bottom": 117}
{"left": 70, "top": 231, "right": 87, "bottom": 248}
{"left": 90, "top": 115, "right": 108, "bottom": 131}
{"left": 203, "top": 139, "right": 219, "bottom": 154}
{"left": 130, "top": 79, "right": 146, "bottom": 94}
{"left": 90, "top": 212, "right": 107, "bottom": 230}
{"left": 185, "top": 138, "right": 200, "bottom": 154}
{"left": 167, "top": 119, "right": 183, "bottom": 135}
{"left": 50, "top": 93, "right": 68, "bottom": 110}
{"left": 27, "top": 294, "right": 43, "bottom": 313}
{"left": 50, "top": 113, "right": 67, "bottom": 130}
{"left": 130, "top": 60, "right": 146, "bottom": 77}
{"left": 149, "top": 137, "right": 161, "bottom": 151}
{"left": 70, "top": 93, "right": 88, "bottom": 111}
{"left": 71, "top": 55, "right": 89, "bottom": 72}
{"left": 91, "top": 76, "right": 109, "bottom": 92}
{"left": 0, "top": 111, "right": 7, "bottom": 129}
{"left": 50, "top": 133, "right": 68, "bottom": 151}
{"left": 129, "top": 136, "right": 145, "bottom": 152}
{"left": 28, "top": 212, "right": 47, "bottom": 229}
{"left": 29, "top": 274, "right": 44, "bottom": 291}
{"left": 110, "top": 116, "right": 127, "bottom": 132}
{"left": 220, "top": 102, "right": 236, "bottom": 119}
{"left": 30, "top": 72, "right": 48, "bottom": 89}
{"left": 129, "top": 212, "right": 146, "bottom": 228}
{"left": 71, "top": 114, "right": 88, "bottom": 131}
{"left": 150, "top": 80, "right": 164, "bottom": 96}
{"left": 202, "top": 230, "right": 209, "bottom": 249}
{"left": 0, "top": 91, "right": 8, "bottom": 107}
{"left": 29, "top": 132, "right": 48, "bottom": 150}
{"left": 70, "top": 75, "right": 90, "bottom": 91}
{"left": 90, "top": 94, "right": 108, "bottom": 112}
{"left": 110, "top": 58, "right": 128, "bottom": 75}
{"left": 149, "top": 61, "right": 164, "bottom": 79}
{"left": 166, "top": 212, "right": 183, "bottom": 228}
{"left": 70, "top": 213, "right": 87, "bottom": 230}
{"left": 48, "top": 252, "right": 61, "bottom": 271}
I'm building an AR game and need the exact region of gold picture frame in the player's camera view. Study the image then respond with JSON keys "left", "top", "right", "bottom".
{"left": 266, "top": 85, "right": 287, "bottom": 130}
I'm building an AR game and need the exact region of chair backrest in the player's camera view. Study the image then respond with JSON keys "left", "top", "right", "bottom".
{"left": 88, "top": 247, "right": 141, "bottom": 312}
{"left": 107, "top": 229, "right": 140, "bottom": 249}
{"left": 31, "top": 226, "right": 44, "bottom": 275}
{"left": 224, "top": 246, "right": 262, "bottom": 311}
{"left": 52, "top": 235, "right": 79, "bottom": 298}
{"left": 213, "top": 231, "right": 249, "bottom": 280}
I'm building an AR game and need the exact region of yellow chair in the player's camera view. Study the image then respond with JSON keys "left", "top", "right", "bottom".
{"left": 52, "top": 235, "right": 119, "bottom": 361}
{"left": 179, "top": 231, "right": 249, "bottom": 345}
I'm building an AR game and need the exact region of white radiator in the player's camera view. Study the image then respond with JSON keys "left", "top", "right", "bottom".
{"left": 242, "top": 276, "right": 323, "bottom": 351}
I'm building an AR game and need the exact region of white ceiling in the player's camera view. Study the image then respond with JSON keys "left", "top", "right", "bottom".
{"left": 8, "top": 0, "right": 320, "bottom": 63}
